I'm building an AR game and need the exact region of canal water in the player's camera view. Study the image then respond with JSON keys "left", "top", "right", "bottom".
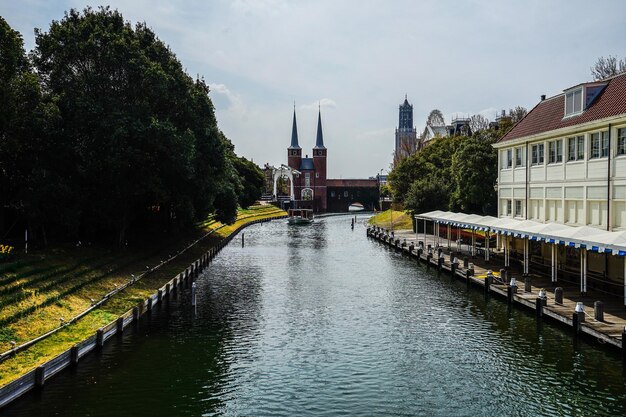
{"left": 4, "top": 215, "right": 626, "bottom": 416}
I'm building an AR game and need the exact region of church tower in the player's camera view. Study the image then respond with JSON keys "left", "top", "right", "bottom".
{"left": 394, "top": 95, "right": 417, "bottom": 163}
{"left": 287, "top": 107, "right": 302, "bottom": 172}
{"left": 313, "top": 107, "right": 328, "bottom": 211}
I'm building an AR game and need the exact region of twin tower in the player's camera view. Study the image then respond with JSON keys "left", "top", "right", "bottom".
{"left": 287, "top": 107, "right": 327, "bottom": 211}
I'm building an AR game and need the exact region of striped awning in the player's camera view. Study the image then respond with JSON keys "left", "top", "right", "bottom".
{"left": 415, "top": 211, "right": 622, "bottom": 254}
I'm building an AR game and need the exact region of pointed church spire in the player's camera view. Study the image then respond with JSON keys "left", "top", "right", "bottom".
{"left": 315, "top": 107, "right": 325, "bottom": 149}
{"left": 290, "top": 105, "right": 300, "bottom": 149}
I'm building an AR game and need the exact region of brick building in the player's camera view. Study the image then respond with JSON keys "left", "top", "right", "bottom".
{"left": 287, "top": 108, "right": 379, "bottom": 212}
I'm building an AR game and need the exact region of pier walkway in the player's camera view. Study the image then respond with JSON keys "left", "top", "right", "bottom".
{"left": 367, "top": 226, "right": 626, "bottom": 354}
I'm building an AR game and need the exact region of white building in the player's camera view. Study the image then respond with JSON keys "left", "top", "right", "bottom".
{"left": 494, "top": 73, "right": 626, "bottom": 230}
{"left": 492, "top": 72, "right": 626, "bottom": 293}
{"left": 415, "top": 73, "right": 626, "bottom": 302}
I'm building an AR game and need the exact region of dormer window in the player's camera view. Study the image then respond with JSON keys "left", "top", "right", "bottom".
{"left": 565, "top": 88, "right": 583, "bottom": 116}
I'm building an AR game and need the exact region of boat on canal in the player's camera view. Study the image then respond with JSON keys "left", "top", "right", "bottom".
{"left": 348, "top": 202, "right": 364, "bottom": 212}
{"left": 287, "top": 208, "right": 314, "bottom": 225}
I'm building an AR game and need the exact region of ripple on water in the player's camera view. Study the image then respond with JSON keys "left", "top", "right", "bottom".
{"left": 3, "top": 217, "right": 626, "bottom": 417}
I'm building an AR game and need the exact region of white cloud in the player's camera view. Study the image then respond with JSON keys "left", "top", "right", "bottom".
{"left": 300, "top": 98, "right": 337, "bottom": 111}
{"left": 4, "top": 0, "right": 626, "bottom": 177}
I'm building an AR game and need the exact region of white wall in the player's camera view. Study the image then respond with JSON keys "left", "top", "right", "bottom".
{"left": 496, "top": 121, "right": 626, "bottom": 230}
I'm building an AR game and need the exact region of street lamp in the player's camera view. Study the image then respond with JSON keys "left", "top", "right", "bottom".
{"left": 378, "top": 169, "right": 384, "bottom": 212}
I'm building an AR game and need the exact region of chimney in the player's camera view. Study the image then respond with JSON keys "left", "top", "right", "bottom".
{"left": 541, "top": 94, "right": 546, "bottom": 101}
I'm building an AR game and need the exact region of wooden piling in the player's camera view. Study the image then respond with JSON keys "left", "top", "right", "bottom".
{"left": 70, "top": 345, "right": 79, "bottom": 365}
{"left": 35, "top": 366, "right": 45, "bottom": 388}
{"left": 96, "top": 329, "right": 104, "bottom": 348}
{"left": 594, "top": 301, "right": 604, "bottom": 321}
{"left": 554, "top": 287, "right": 563, "bottom": 304}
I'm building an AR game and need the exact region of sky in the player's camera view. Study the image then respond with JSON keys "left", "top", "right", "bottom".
{"left": 2, "top": 0, "right": 626, "bottom": 178}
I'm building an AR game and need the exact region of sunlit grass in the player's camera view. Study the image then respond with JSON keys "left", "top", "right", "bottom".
{"left": 368, "top": 209, "right": 414, "bottom": 230}
{"left": 0, "top": 204, "right": 286, "bottom": 386}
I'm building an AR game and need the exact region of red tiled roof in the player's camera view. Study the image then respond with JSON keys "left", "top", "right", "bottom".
{"left": 498, "top": 72, "right": 626, "bottom": 143}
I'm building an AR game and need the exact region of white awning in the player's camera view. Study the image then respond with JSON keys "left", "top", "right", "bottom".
{"left": 414, "top": 211, "right": 626, "bottom": 255}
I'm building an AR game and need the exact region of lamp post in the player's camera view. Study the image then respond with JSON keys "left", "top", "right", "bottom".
{"left": 378, "top": 168, "right": 384, "bottom": 212}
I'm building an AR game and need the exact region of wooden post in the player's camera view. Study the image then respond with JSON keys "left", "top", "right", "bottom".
{"left": 594, "top": 301, "right": 604, "bottom": 321}
{"left": 70, "top": 345, "right": 79, "bottom": 365}
{"left": 535, "top": 297, "right": 545, "bottom": 318}
{"left": 35, "top": 366, "right": 45, "bottom": 388}
{"left": 572, "top": 312, "right": 580, "bottom": 336}
{"left": 96, "top": 329, "right": 104, "bottom": 348}
{"left": 524, "top": 276, "right": 531, "bottom": 293}
{"left": 133, "top": 306, "right": 140, "bottom": 322}
{"left": 554, "top": 287, "right": 563, "bottom": 304}
{"left": 116, "top": 317, "right": 124, "bottom": 335}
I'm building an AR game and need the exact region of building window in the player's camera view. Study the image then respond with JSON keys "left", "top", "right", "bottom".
{"left": 301, "top": 188, "right": 313, "bottom": 201}
{"left": 344, "top": 191, "right": 348, "bottom": 197}
{"left": 506, "top": 149, "right": 513, "bottom": 168}
{"left": 305, "top": 172, "right": 311, "bottom": 187}
{"left": 618, "top": 128, "right": 626, "bottom": 156}
{"left": 506, "top": 200, "right": 512, "bottom": 216}
{"left": 514, "top": 200, "right": 522, "bottom": 217}
{"left": 590, "top": 132, "right": 609, "bottom": 158}
{"left": 567, "top": 135, "right": 584, "bottom": 161}
{"left": 330, "top": 191, "right": 335, "bottom": 198}
{"left": 531, "top": 143, "right": 544, "bottom": 165}
{"left": 548, "top": 139, "right": 563, "bottom": 163}
{"left": 565, "top": 88, "right": 583, "bottom": 116}
{"left": 515, "top": 148, "right": 523, "bottom": 167}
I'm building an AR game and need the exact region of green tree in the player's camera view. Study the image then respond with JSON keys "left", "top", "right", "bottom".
{"left": 30, "top": 7, "right": 239, "bottom": 245}
{"left": 0, "top": 17, "right": 65, "bottom": 241}
{"left": 450, "top": 133, "right": 498, "bottom": 215}
{"left": 388, "top": 135, "right": 464, "bottom": 209}
{"left": 231, "top": 155, "right": 265, "bottom": 208}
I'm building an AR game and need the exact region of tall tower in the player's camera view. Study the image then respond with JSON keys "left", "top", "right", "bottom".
{"left": 313, "top": 107, "right": 328, "bottom": 211}
{"left": 287, "top": 106, "right": 302, "bottom": 172}
{"left": 395, "top": 95, "right": 417, "bottom": 163}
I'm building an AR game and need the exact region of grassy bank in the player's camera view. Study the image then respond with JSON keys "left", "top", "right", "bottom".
{"left": 369, "top": 209, "right": 414, "bottom": 230}
{"left": 0, "top": 204, "right": 285, "bottom": 386}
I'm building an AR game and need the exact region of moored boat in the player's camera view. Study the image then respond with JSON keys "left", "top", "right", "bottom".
{"left": 348, "top": 202, "right": 365, "bottom": 212}
{"left": 288, "top": 209, "right": 314, "bottom": 225}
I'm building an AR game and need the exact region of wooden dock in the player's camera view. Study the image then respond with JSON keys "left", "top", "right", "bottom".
{"left": 366, "top": 226, "right": 626, "bottom": 355}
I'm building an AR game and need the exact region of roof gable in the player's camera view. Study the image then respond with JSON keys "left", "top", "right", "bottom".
{"left": 499, "top": 72, "right": 626, "bottom": 143}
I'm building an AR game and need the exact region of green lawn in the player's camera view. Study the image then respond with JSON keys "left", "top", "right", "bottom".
{"left": 369, "top": 209, "right": 414, "bottom": 230}
{"left": 0, "top": 204, "right": 285, "bottom": 386}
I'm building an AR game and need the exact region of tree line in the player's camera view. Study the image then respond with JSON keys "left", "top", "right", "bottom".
{"left": 0, "top": 8, "right": 264, "bottom": 247}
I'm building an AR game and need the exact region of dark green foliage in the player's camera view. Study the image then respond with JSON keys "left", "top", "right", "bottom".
{"left": 389, "top": 136, "right": 464, "bottom": 210}
{"left": 232, "top": 155, "right": 265, "bottom": 209}
{"left": 1, "top": 8, "right": 252, "bottom": 246}
{"left": 450, "top": 133, "right": 498, "bottom": 215}
{"left": 389, "top": 132, "right": 498, "bottom": 216}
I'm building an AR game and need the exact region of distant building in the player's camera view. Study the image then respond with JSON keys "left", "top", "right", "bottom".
{"left": 394, "top": 95, "right": 417, "bottom": 162}
{"left": 285, "top": 107, "right": 379, "bottom": 212}
{"left": 448, "top": 117, "right": 472, "bottom": 137}
{"left": 420, "top": 124, "right": 448, "bottom": 148}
